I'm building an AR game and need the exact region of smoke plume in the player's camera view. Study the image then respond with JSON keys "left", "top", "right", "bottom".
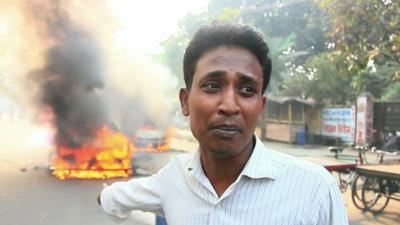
{"left": 25, "top": 1, "right": 110, "bottom": 147}
{"left": 0, "top": 0, "right": 178, "bottom": 152}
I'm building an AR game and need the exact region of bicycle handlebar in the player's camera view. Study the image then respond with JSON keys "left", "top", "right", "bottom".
{"left": 372, "top": 148, "right": 399, "bottom": 156}
{"left": 354, "top": 145, "right": 370, "bottom": 153}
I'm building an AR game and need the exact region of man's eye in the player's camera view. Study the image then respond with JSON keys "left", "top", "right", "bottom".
{"left": 202, "top": 82, "right": 220, "bottom": 92}
{"left": 239, "top": 85, "right": 257, "bottom": 96}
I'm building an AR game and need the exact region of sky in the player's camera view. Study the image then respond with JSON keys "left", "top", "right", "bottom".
{"left": 107, "top": 0, "right": 209, "bottom": 54}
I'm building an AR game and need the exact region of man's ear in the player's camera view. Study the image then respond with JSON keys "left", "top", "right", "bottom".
{"left": 179, "top": 88, "right": 190, "bottom": 116}
{"left": 262, "top": 95, "right": 267, "bottom": 110}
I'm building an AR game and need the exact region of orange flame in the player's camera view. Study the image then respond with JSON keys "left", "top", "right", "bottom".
{"left": 51, "top": 126, "right": 133, "bottom": 180}
{"left": 132, "top": 127, "right": 175, "bottom": 153}
{"left": 51, "top": 126, "right": 174, "bottom": 180}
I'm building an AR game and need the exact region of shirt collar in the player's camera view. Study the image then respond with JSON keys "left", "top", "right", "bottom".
{"left": 185, "top": 135, "right": 277, "bottom": 180}
{"left": 186, "top": 149, "right": 200, "bottom": 173}
{"left": 241, "top": 136, "right": 277, "bottom": 180}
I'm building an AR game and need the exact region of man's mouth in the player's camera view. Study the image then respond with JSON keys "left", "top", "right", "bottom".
{"left": 210, "top": 125, "right": 241, "bottom": 138}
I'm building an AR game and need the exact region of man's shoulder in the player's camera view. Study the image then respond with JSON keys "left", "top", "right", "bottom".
{"left": 157, "top": 153, "right": 193, "bottom": 174}
{"left": 267, "top": 148, "right": 335, "bottom": 186}
{"left": 170, "top": 153, "right": 193, "bottom": 167}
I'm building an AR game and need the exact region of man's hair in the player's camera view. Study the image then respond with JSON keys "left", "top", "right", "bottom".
{"left": 183, "top": 22, "right": 272, "bottom": 93}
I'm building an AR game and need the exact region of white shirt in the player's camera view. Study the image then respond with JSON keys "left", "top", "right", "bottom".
{"left": 100, "top": 136, "right": 349, "bottom": 225}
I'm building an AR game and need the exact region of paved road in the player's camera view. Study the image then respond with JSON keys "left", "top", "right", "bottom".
{"left": 1, "top": 151, "right": 112, "bottom": 225}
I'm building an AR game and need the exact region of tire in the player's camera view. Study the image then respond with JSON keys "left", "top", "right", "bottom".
{"left": 351, "top": 174, "right": 367, "bottom": 210}
{"left": 361, "top": 176, "right": 390, "bottom": 214}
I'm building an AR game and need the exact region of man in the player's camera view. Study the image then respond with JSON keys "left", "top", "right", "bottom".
{"left": 98, "top": 22, "right": 349, "bottom": 225}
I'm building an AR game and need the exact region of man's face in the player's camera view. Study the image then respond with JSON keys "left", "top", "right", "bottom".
{"left": 179, "top": 46, "right": 266, "bottom": 158}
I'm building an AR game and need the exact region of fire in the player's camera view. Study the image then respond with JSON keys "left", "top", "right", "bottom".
{"left": 132, "top": 126, "right": 175, "bottom": 153}
{"left": 51, "top": 126, "right": 133, "bottom": 180}
{"left": 51, "top": 126, "right": 174, "bottom": 180}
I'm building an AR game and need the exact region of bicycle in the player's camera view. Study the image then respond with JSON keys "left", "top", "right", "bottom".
{"left": 363, "top": 174, "right": 399, "bottom": 214}
{"left": 328, "top": 144, "right": 370, "bottom": 194}
{"left": 327, "top": 144, "right": 395, "bottom": 210}
{"left": 358, "top": 150, "right": 400, "bottom": 214}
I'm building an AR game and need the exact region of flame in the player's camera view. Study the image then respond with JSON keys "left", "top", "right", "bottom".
{"left": 51, "top": 126, "right": 133, "bottom": 180}
{"left": 132, "top": 127, "right": 175, "bottom": 153}
{"left": 51, "top": 126, "right": 174, "bottom": 180}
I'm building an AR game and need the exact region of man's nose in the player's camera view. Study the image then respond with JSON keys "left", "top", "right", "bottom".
{"left": 217, "top": 88, "right": 240, "bottom": 116}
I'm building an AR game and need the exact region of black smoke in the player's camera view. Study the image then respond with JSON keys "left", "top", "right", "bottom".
{"left": 29, "top": 1, "right": 109, "bottom": 147}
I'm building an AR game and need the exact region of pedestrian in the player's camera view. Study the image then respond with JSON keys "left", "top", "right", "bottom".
{"left": 98, "top": 22, "right": 348, "bottom": 225}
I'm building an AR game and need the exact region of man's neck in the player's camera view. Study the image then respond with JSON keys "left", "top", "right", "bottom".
{"left": 200, "top": 139, "right": 255, "bottom": 197}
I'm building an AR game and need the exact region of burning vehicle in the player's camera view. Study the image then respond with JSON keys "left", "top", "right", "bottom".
{"left": 132, "top": 125, "right": 173, "bottom": 152}
{"left": 27, "top": 3, "right": 174, "bottom": 180}
{"left": 47, "top": 113, "right": 174, "bottom": 180}
{"left": 49, "top": 125, "right": 134, "bottom": 180}
{"left": 49, "top": 124, "right": 173, "bottom": 180}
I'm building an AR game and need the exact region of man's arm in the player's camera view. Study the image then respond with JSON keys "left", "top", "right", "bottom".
{"left": 98, "top": 174, "right": 164, "bottom": 221}
{"left": 311, "top": 181, "right": 349, "bottom": 225}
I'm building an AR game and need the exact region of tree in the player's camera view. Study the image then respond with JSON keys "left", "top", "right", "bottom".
{"left": 316, "top": 0, "right": 400, "bottom": 98}
{"left": 158, "top": 1, "right": 244, "bottom": 87}
{"left": 158, "top": 13, "right": 210, "bottom": 87}
{"left": 159, "top": 0, "right": 327, "bottom": 95}
{"left": 280, "top": 52, "right": 354, "bottom": 104}
{"left": 237, "top": 0, "right": 328, "bottom": 94}
{"left": 159, "top": 0, "right": 399, "bottom": 103}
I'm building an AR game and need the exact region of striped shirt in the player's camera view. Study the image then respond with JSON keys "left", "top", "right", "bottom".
{"left": 100, "top": 136, "right": 349, "bottom": 225}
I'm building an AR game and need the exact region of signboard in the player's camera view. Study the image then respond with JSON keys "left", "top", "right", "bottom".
{"left": 322, "top": 107, "right": 356, "bottom": 143}
{"left": 356, "top": 94, "right": 374, "bottom": 145}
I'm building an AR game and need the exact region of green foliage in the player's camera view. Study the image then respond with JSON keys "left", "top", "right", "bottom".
{"left": 208, "top": 0, "right": 242, "bottom": 17}
{"left": 158, "top": 0, "right": 399, "bottom": 103}
{"left": 246, "top": 0, "right": 328, "bottom": 94}
{"left": 262, "top": 33, "right": 298, "bottom": 94}
{"left": 315, "top": 0, "right": 400, "bottom": 100}
{"left": 159, "top": 34, "right": 186, "bottom": 87}
{"left": 280, "top": 52, "right": 354, "bottom": 104}
{"left": 159, "top": 13, "right": 210, "bottom": 87}
{"left": 383, "top": 82, "right": 400, "bottom": 101}
{"left": 217, "top": 7, "right": 240, "bottom": 21}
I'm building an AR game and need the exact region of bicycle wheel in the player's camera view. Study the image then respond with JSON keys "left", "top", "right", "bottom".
{"left": 361, "top": 176, "right": 390, "bottom": 214}
{"left": 332, "top": 171, "right": 348, "bottom": 193}
{"left": 351, "top": 174, "right": 366, "bottom": 210}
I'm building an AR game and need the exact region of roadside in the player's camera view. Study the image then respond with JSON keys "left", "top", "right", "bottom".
{"left": 1, "top": 127, "right": 398, "bottom": 225}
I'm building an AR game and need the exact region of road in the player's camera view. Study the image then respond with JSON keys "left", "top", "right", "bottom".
{"left": 0, "top": 133, "right": 399, "bottom": 225}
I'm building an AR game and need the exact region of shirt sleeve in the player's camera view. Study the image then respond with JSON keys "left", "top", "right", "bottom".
{"left": 100, "top": 172, "right": 164, "bottom": 222}
{"left": 313, "top": 181, "right": 349, "bottom": 225}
